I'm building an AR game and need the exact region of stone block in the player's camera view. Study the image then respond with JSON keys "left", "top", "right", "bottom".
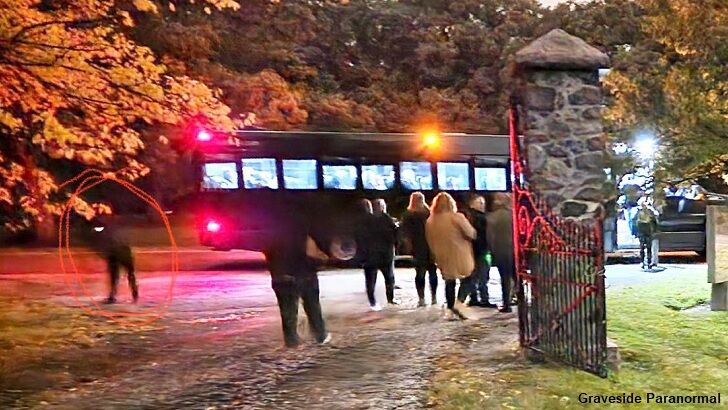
{"left": 565, "top": 139, "right": 587, "bottom": 155}
{"left": 526, "top": 86, "right": 556, "bottom": 111}
{"left": 569, "top": 85, "right": 602, "bottom": 105}
{"left": 607, "top": 338, "right": 621, "bottom": 372}
{"left": 712, "top": 283, "right": 728, "bottom": 311}
{"left": 561, "top": 200, "right": 589, "bottom": 217}
{"left": 575, "top": 186, "right": 604, "bottom": 202}
{"left": 587, "top": 135, "right": 606, "bottom": 151}
{"left": 575, "top": 152, "right": 603, "bottom": 171}
{"left": 543, "top": 119, "right": 571, "bottom": 139}
{"left": 582, "top": 107, "right": 602, "bottom": 120}
{"left": 528, "top": 145, "right": 547, "bottom": 172}
{"left": 545, "top": 143, "right": 569, "bottom": 158}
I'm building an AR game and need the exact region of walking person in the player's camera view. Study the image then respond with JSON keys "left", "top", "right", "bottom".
{"left": 372, "top": 198, "right": 402, "bottom": 290}
{"left": 355, "top": 199, "right": 399, "bottom": 310}
{"left": 81, "top": 216, "right": 138, "bottom": 304}
{"left": 487, "top": 193, "right": 516, "bottom": 313}
{"left": 460, "top": 194, "right": 496, "bottom": 308}
{"left": 401, "top": 192, "right": 438, "bottom": 307}
{"left": 263, "top": 200, "right": 331, "bottom": 347}
{"left": 425, "top": 192, "right": 477, "bottom": 320}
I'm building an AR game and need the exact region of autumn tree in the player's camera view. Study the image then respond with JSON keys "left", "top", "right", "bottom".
{"left": 0, "top": 0, "right": 237, "bottom": 234}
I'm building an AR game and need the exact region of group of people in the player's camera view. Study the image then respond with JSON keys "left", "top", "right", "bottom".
{"left": 402, "top": 192, "right": 515, "bottom": 319}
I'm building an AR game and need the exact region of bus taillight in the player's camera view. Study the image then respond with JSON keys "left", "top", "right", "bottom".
{"left": 206, "top": 220, "right": 222, "bottom": 233}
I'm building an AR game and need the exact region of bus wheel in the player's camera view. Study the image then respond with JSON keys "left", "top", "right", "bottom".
{"left": 697, "top": 250, "right": 707, "bottom": 263}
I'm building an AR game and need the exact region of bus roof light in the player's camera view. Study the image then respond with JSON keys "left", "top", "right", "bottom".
{"left": 422, "top": 131, "right": 441, "bottom": 149}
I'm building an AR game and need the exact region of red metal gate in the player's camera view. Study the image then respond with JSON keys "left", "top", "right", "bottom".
{"left": 509, "top": 105, "right": 608, "bottom": 377}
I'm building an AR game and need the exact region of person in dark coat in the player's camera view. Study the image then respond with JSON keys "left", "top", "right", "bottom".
{"left": 635, "top": 199, "right": 659, "bottom": 270}
{"left": 460, "top": 195, "right": 496, "bottom": 308}
{"left": 80, "top": 216, "right": 138, "bottom": 304}
{"left": 263, "top": 200, "right": 331, "bottom": 347}
{"left": 401, "top": 192, "right": 438, "bottom": 306}
{"left": 355, "top": 198, "right": 399, "bottom": 310}
{"left": 487, "top": 193, "right": 516, "bottom": 313}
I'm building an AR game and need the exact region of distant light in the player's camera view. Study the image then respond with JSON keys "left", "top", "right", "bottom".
{"left": 206, "top": 220, "right": 221, "bottom": 233}
{"left": 93, "top": 226, "right": 105, "bottom": 232}
{"left": 196, "top": 130, "right": 213, "bottom": 142}
{"left": 634, "top": 137, "right": 657, "bottom": 158}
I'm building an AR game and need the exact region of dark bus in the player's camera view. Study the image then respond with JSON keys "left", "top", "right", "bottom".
{"left": 192, "top": 130, "right": 511, "bottom": 252}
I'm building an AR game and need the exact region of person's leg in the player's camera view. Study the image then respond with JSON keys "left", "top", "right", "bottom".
{"left": 272, "top": 283, "right": 301, "bottom": 347}
{"left": 364, "top": 267, "right": 378, "bottom": 306}
{"left": 445, "top": 280, "right": 456, "bottom": 310}
{"left": 498, "top": 259, "right": 515, "bottom": 312}
{"left": 298, "top": 275, "right": 328, "bottom": 343}
{"left": 106, "top": 255, "right": 120, "bottom": 303}
{"left": 457, "top": 275, "right": 474, "bottom": 303}
{"left": 479, "top": 261, "right": 491, "bottom": 303}
{"left": 381, "top": 262, "right": 396, "bottom": 304}
{"left": 639, "top": 236, "right": 648, "bottom": 268}
{"left": 121, "top": 247, "right": 138, "bottom": 302}
{"left": 428, "top": 264, "right": 438, "bottom": 304}
{"left": 646, "top": 235, "right": 654, "bottom": 268}
{"left": 415, "top": 265, "right": 426, "bottom": 306}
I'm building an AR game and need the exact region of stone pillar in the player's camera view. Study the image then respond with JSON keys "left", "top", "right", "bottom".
{"left": 512, "top": 29, "right": 610, "bottom": 218}
{"left": 707, "top": 205, "right": 728, "bottom": 311}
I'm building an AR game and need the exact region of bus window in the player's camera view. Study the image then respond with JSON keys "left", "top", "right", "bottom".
{"left": 475, "top": 167, "right": 508, "bottom": 191}
{"left": 202, "top": 162, "right": 239, "bottom": 190}
{"left": 283, "top": 159, "right": 318, "bottom": 190}
{"left": 362, "top": 165, "right": 395, "bottom": 191}
{"left": 322, "top": 165, "right": 358, "bottom": 190}
{"left": 241, "top": 158, "right": 279, "bottom": 189}
{"left": 437, "top": 162, "right": 470, "bottom": 191}
{"left": 400, "top": 162, "right": 433, "bottom": 190}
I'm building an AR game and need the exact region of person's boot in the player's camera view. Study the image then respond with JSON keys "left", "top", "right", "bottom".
{"left": 386, "top": 284, "right": 399, "bottom": 305}
{"left": 418, "top": 297, "right": 426, "bottom": 307}
{"left": 431, "top": 292, "right": 438, "bottom": 306}
{"left": 103, "top": 295, "right": 117, "bottom": 304}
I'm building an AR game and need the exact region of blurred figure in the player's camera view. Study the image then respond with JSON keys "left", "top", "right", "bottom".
{"left": 401, "top": 192, "right": 438, "bottom": 307}
{"left": 263, "top": 201, "right": 331, "bottom": 347}
{"left": 81, "top": 216, "right": 137, "bottom": 304}
{"left": 488, "top": 194, "right": 516, "bottom": 313}
{"left": 373, "top": 198, "right": 402, "bottom": 290}
{"left": 461, "top": 194, "right": 496, "bottom": 308}
{"left": 636, "top": 198, "right": 659, "bottom": 270}
{"left": 426, "top": 192, "right": 477, "bottom": 320}
{"left": 355, "top": 198, "right": 399, "bottom": 310}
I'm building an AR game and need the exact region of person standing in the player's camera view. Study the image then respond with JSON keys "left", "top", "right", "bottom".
{"left": 635, "top": 199, "right": 659, "bottom": 270}
{"left": 425, "top": 192, "right": 477, "bottom": 320}
{"left": 487, "top": 193, "right": 516, "bottom": 313}
{"left": 355, "top": 199, "right": 399, "bottom": 310}
{"left": 460, "top": 194, "right": 496, "bottom": 308}
{"left": 263, "top": 200, "right": 331, "bottom": 347}
{"left": 401, "top": 192, "right": 438, "bottom": 307}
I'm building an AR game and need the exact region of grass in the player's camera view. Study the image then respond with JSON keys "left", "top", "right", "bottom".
{"left": 429, "top": 271, "right": 728, "bottom": 409}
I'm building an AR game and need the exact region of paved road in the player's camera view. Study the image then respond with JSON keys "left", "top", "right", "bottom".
{"left": 0, "top": 266, "right": 518, "bottom": 410}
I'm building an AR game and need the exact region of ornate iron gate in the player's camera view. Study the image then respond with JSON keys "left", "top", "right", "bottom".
{"left": 509, "top": 106, "right": 608, "bottom": 377}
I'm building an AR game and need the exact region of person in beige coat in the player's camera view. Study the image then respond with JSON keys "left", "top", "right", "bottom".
{"left": 425, "top": 192, "right": 477, "bottom": 319}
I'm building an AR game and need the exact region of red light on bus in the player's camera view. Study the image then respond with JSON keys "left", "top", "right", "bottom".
{"left": 206, "top": 220, "right": 221, "bottom": 233}
{"left": 196, "top": 130, "right": 213, "bottom": 142}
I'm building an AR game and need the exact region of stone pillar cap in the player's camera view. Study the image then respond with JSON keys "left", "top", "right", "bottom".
{"left": 515, "top": 29, "right": 610, "bottom": 70}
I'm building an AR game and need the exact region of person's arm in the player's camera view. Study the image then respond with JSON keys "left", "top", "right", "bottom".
{"left": 306, "top": 236, "right": 329, "bottom": 262}
{"left": 456, "top": 213, "right": 477, "bottom": 240}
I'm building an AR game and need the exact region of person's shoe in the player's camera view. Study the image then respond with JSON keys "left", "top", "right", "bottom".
{"left": 370, "top": 304, "right": 383, "bottom": 312}
{"left": 388, "top": 299, "right": 401, "bottom": 306}
{"left": 499, "top": 306, "right": 513, "bottom": 313}
{"left": 418, "top": 298, "right": 427, "bottom": 307}
{"left": 431, "top": 296, "right": 438, "bottom": 306}
{"left": 453, "top": 301, "right": 469, "bottom": 320}
{"left": 481, "top": 302, "right": 498, "bottom": 309}
{"left": 103, "top": 296, "right": 117, "bottom": 305}
{"left": 467, "top": 299, "right": 481, "bottom": 307}
{"left": 394, "top": 285, "right": 402, "bottom": 290}
{"left": 320, "top": 333, "right": 333, "bottom": 345}
{"left": 132, "top": 292, "right": 139, "bottom": 304}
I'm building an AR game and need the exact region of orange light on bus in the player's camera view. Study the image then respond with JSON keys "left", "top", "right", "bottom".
{"left": 422, "top": 131, "right": 441, "bottom": 148}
